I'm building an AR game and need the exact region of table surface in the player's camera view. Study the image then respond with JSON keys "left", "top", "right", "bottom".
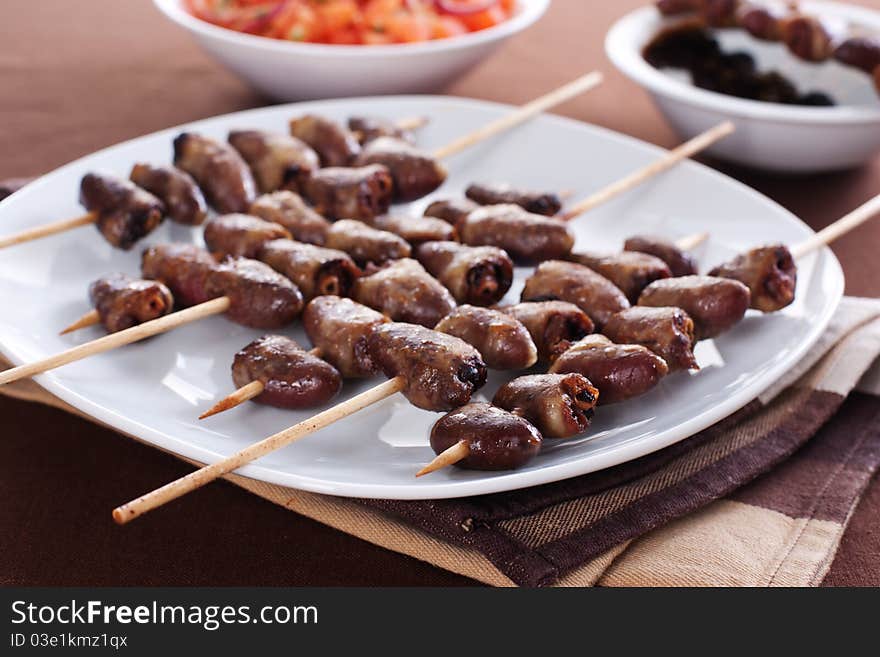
{"left": 2, "top": 0, "right": 878, "bottom": 586}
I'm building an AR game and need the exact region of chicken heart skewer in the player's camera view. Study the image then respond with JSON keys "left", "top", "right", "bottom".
{"left": 0, "top": 72, "right": 603, "bottom": 251}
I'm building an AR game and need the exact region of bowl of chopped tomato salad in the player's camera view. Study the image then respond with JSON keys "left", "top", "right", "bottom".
{"left": 154, "top": 0, "right": 549, "bottom": 99}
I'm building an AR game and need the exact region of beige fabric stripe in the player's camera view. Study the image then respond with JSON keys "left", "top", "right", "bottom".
{"left": 498, "top": 388, "right": 809, "bottom": 548}
{"left": 597, "top": 500, "right": 842, "bottom": 587}
{"left": 799, "top": 317, "right": 880, "bottom": 397}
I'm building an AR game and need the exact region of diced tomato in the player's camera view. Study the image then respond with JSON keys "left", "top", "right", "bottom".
{"left": 459, "top": 5, "right": 506, "bottom": 31}
{"left": 386, "top": 11, "right": 433, "bottom": 43}
{"left": 433, "top": 16, "right": 468, "bottom": 39}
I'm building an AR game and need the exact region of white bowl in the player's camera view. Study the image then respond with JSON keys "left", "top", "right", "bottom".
{"left": 606, "top": 1, "right": 880, "bottom": 172}
{"left": 153, "top": 0, "right": 549, "bottom": 101}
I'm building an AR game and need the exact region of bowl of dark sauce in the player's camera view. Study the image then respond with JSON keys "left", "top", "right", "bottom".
{"left": 607, "top": 1, "right": 880, "bottom": 172}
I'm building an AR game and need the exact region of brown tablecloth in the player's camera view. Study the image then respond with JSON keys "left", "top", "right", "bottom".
{"left": 2, "top": 0, "right": 879, "bottom": 586}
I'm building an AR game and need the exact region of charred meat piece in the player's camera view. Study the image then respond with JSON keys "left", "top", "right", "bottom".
{"left": 550, "top": 334, "right": 669, "bottom": 404}
{"left": 367, "top": 323, "right": 487, "bottom": 411}
{"left": 88, "top": 273, "right": 174, "bottom": 333}
{"left": 231, "top": 335, "right": 342, "bottom": 410}
{"left": 416, "top": 241, "right": 513, "bottom": 306}
{"left": 740, "top": 6, "right": 784, "bottom": 41}
{"left": 353, "top": 259, "right": 456, "bottom": 328}
{"left": 129, "top": 163, "right": 208, "bottom": 226}
{"left": 301, "top": 165, "right": 393, "bottom": 222}
{"left": 603, "top": 306, "right": 698, "bottom": 371}
{"left": 228, "top": 130, "right": 319, "bottom": 194}
{"left": 141, "top": 243, "right": 218, "bottom": 308}
{"left": 569, "top": 251, "right": 672, "bottom": 304}
{"left": 708, "top": 244, "right": 797, "bottom": 312}
{"left": 623, "top": 235, "right": 699, "bottom": 277}
{"left": 302, "top": 296, "right": 388, "bottom": 378}
{"left": 465, "top": 183, "right": 562, "bottom": 216}
{"left": 258, "top": 239, "right": 361, "bottom": 301}
{"left": 205, "top": 257, "right": 303, "bottom": 328}
{"left": 80, "top": 173, "right": 165, "bottom": 250}
{"left": 503, "top": 301, "right": 595, "bottom": 362}
{"left": 325, "top": 219, "right": 411, "bottom": 267}
{"left": 249, "top": 191, "right": 331, "bottom": 246}
{"left": 834, "top": 37, "right": 880, "bottom": 73}
{"left": 638, "top": 275, "right": 750, "bottom": 340}
{"left": 435, "top": 305, "right": 538, "bottom": 370}
{"left": 290, "top": 115, "right": 361, "bottom": 167}
{"left": 424, "top": 197, "right": 479, "bottom": 226}
{"left": 203, "top": 213, "right": 291, "bottom": 259}
{"left": 493, "top": 373, "right": 598, "bottom": 439}
{"left": 354, "top": 137, "right": 446, "bottom": 202}
{"left": 521, "top": 260, "right": 630, "bottom": 330}
{"left": 459, "top": 204, "right": 574, "bottom": 262}
{"left": 430, "top": 403, "right": 542, "bottom": 471}
{"left": 781, "top": 14, "right": 833, "bottom": 62}
{"left": 348, "top": 115, "right": 416, "bottom": 145}
{"left": 173, "top": 132, "right": 256, "bottom": 213}
{"left": 366, "top": 213, "right": 456, "bottom": 245}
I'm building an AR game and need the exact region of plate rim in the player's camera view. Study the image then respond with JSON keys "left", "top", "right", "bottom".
{"left": 0, "top": 94, "right": 845, "bottom": 499}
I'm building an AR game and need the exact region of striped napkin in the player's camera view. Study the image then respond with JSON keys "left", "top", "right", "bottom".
{"left": 4, "top": 296, "right": 880, "bottom": 586}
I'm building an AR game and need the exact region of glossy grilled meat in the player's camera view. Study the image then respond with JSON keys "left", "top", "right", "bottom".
{"left": 141, "top": 244, "right": 218, "bottom": 308}
{"left": 80, "top": 173, "right": 165, "bottom": 250}
{"left": 228, "top": 130, "right": 319, "bottom": 193}
{"left": 430, "top": 403, "right": 542, "bottom": 471}
{"left": 708, "top": 244, "right": 797, "bottom": 313}
{"left": 781, "top": 14, "right": 833, "bottom": 62}
{"left": 348, "top": 115, "right": 416, "bottom": 145}
{"left": 129, "top": 163, "right": 208, "bottom": 226}
{"left": 88, "top": 273, "right": 174, "bottom": 333}
{"left": 603, "top": 306, "right": 698, "bottom": 371}
{"left": 301, "top": 165, "right": 393, "bottom": 222}
{"left": 550, "top": 334, "right": 669, "bottom": 404}
{"left": 416, "top": 241, "right": 513, "bottom": 306}
{"left": 325, "top": 219, "right": 411, "bottom": 267}
{"left": 366, "top": 213, "right": 456, "bottom": 245}
{"left": 435, "top": 305, "right": 537, "bottom": 370}
{"left": 352, "top": 259, "right": 456, "bottom": 328}
{"left": 258, "top": 239, "right": 361, "bottom": 301}
{"left": 203, "top": 213, "right": 291, "bottom": 259}
{"left": 173, "top": 132, "right": 256, "bottom": 213}
{"left": 249, "top": 191, "right": 330, "bottom": 246}
{"left": 459, "top": 204, "right": 574, "bottom": 262}
{"left": 624, "top": 235, "right": 698, "bottom": 277}
{"left": 521, "top": 260, "right": 630, "bottom": 330}
{"left": 289, "top": 114, "right": 361, "bottom": 167}
{"left": 638, "top": 275, "right": 750, "bottom": 340}
{"left": 423, "top": 197, "right": 479, "bottom": 226}
{"left": 465, "top": 183, "right": 562, "bottom": 216}
{"left": 302, "top": 296, "right": 388, "bottom": 378}
{"left": 834, "top": 37, "right": 880, "bottom": 73}
{"left": 502, "top": 301, "right": 595, "bottom": 362}
{"left": 367, "top": 323, "right": 487, "bottom": 411}
{"left": 231, "top": 335, "right": 341, "bottom": 410}
{"left": 354, "top": 137, "right": 447, "bottom": 202}
{"left": 569, "top": 251, "right": 672, "bottom": 303}
{"left": 493, "top": 373, "right": 598, "bottom": 439}
{"left": 205, "top": 256, "right": 304, "bottom": 328}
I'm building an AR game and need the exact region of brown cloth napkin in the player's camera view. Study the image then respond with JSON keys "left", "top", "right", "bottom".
{"left": 4, "top": 297, "right": 880, "bottom": 586}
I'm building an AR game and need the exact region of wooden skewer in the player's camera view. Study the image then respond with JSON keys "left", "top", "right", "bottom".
{"left": 198, "top": 347, "right": 324, "bottom": 420}
{"left": 675, "top": 231, "right": 709, "bottom": 251}
{"left": 59, "top": 309, "right": 100, "bottom": 335}
{"left": 790, "top": 192, "right": 880, "bottom": 259}
{"left": 561, "top": 121, "right": 736, "bottom": 221}
{"left": 113, "top": 376, "right": 406, "bottom": 524}
{"left": 431, "top": 71, "right": 604, "bottom": 161}
{"left": 415, "top": 440, "right": 470, "bottom": 478}
{"left": 0, "top": 211, "right": 97, "bottom": 250}
{"left": 0, "top": 297, "right": 230, "bottom": 387}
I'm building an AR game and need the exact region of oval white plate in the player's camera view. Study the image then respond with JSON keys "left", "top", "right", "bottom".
{"left": 0, "top": 96, "right": 843, "bottom": 499}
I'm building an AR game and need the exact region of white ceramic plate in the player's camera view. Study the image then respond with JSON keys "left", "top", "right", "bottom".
{"left": 0, "top": 96, "right": 843, "bottom": 499}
